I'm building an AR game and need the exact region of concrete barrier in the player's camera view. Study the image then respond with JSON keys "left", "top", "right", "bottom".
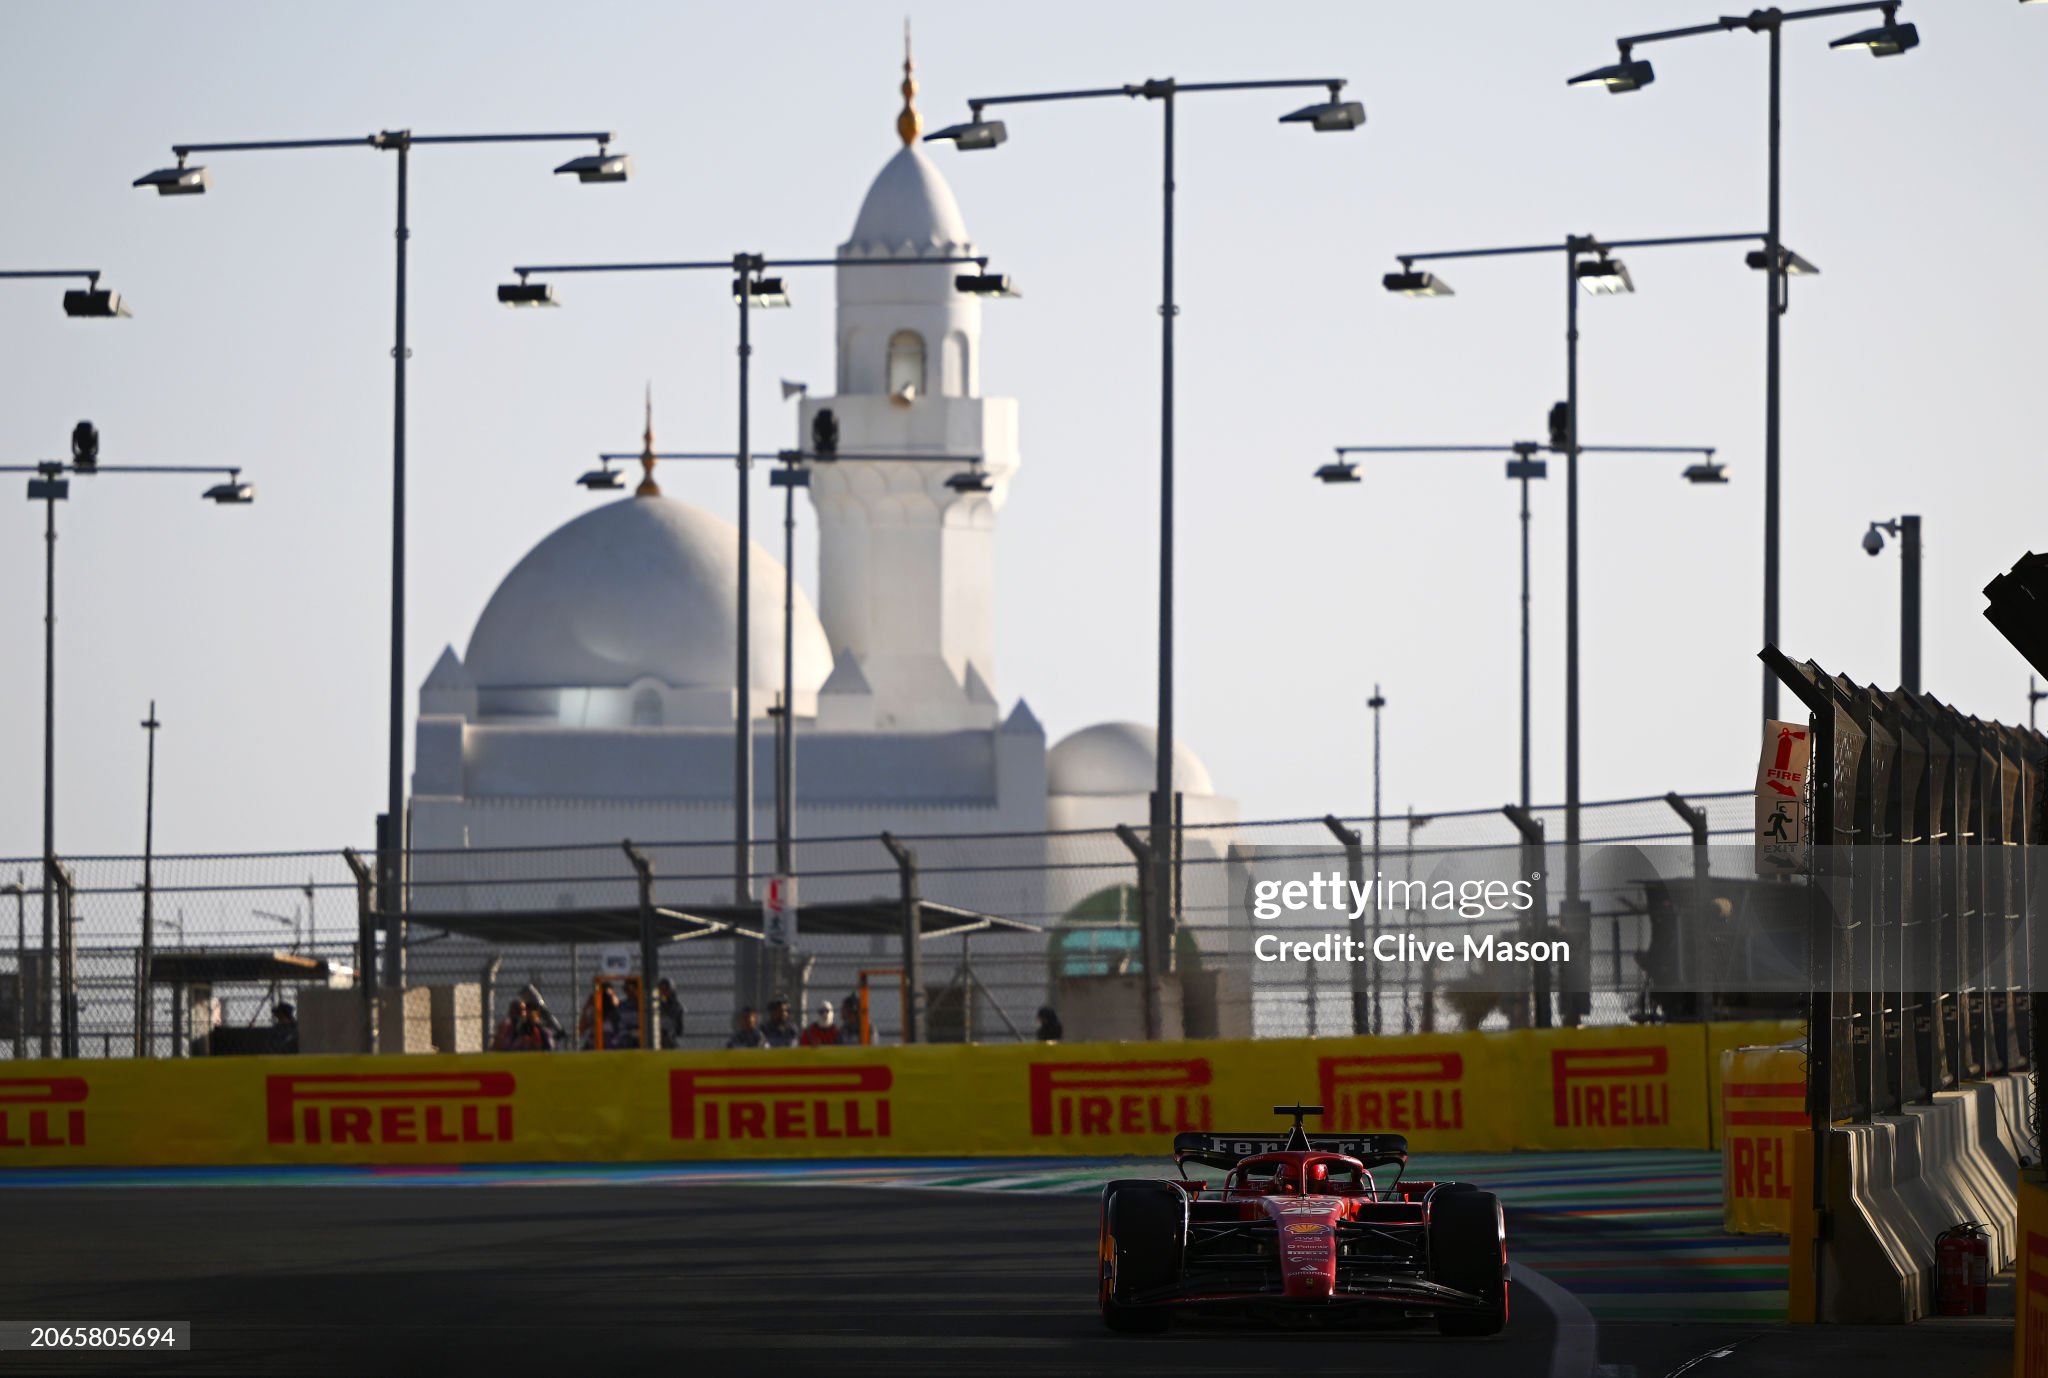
{"left": 1817, "top": 1073, "right": 2032, "bottom": 1324}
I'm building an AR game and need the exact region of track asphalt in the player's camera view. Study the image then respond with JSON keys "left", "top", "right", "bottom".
{"left": 0, "top": 1159, "right": 2014, "bottom": 1376}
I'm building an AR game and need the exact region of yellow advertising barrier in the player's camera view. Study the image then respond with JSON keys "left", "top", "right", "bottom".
{"left": 1720, "top": 1045, "right": 1806, "bottom": 1234}
{"left": 0, "top": 1020, "right": 1803, "bottom": 1170}
{"left": 2017, "top": 1171, "right": 2048, "bottom": 1378}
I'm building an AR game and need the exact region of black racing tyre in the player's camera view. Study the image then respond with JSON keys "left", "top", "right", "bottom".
{"left": 1429, "top": 1188, "right": 1508, "bottom": 1337}
{"left": 1100, "top": 1183, "right": 1180, "bottom": 1334}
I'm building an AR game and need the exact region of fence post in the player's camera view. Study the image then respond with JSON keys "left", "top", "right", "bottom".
{"left": 880, "top": 833, "right": 925, "bottom": 1045}
{"left": 1501, "top": 807, "right": 1550, "bottom": 1030}
{"left": 53, "top": 860, "right": 76, "bottom": 1060}
{"left": 1664, "top": 793, "right": 1713, "bottom": 1020}
{"left": 622, "top": 841, "right": 657, "bottom": 1049}
{"left": 1323, "top": 816, "right": 1369, "bottom": 1037}
{"left": 342, "top": 848, "right": 377, "bottom": 1054}
{"left": 1114, "top": 824, "right": 1161, "bottom": 1041}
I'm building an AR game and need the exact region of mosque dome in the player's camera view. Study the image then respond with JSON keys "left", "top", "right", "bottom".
{"left": 844, "top": 143, "right": 973, "bottom": 258}
{"left": 1047, "top": 722, "right": 1216, "bottom": 799}
{"left": 465, "top": 495, "right": 831, "bottom": 694}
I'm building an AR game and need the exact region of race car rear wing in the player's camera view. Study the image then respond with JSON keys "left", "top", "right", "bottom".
{"left": 1172, "top": 1130, "right": 1410, "bottom": 1173}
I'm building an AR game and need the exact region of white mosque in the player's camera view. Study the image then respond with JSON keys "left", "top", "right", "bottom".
{"left": 404, "top": 58, "right": 1239, "bottom": 1016}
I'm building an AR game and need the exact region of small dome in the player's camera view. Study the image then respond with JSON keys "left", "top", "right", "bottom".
{"left": 844, "top": 144, "right": 972, "bottom": 257}
{"left": 1048, "top": 722, "right": 1215, "bottom": 799}
{"left": 466, "top": 496, "right": 830, "bottom": 694}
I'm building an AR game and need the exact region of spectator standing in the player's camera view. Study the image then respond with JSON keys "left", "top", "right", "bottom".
{"left": 800, "top": 1000, "right": 841, "bottom": 1047}
{"left": 271, "top": 1002, "right": 299, "bottom": 1054}
{"left": 1035, "top": 1006, "right": 1064, "bottom": 1042}
{"left": 492, "top": 999, "right": 545, "bottom": 1052}
{"left": 843, "top": 991, "right": 866, "bottom": 1045}
{"left": 726, "top": 1006, "right": 767, "bottom": 1049}
{"left": 762, "top": 996, "right": 800, "bottom": 1048}
{"left": 653, "top": 978, "right": 685, "bottom": 1049}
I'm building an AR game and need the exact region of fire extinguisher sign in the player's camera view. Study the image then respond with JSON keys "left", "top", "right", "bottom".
{"left": 1755, "top": 720, "right": 1811, "bottom": 875}
{"left": 763, "top": 876, "right": 798, "bottom": 948}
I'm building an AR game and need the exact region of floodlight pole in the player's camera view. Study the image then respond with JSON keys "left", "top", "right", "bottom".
{"left": 506, "top": 254, "right": 992, "bottom": 1010}
{"left": 1390, "top": 230, "right": 1755, "bottom": 939}
{"left": 932, "top": 76, "right": 1357, "bottom": 1006}
{"left": 145, "top": 128, "right": 621, "bottom": 981}
{"left": 1591, "top": 1, "right": 1913, "bottom": 720}
{"left": 140, "top": 701, "right": 160, "bottom": 1058}
{"left": 2, "top": 456, "right": 250, "bottom": 1059}
{"left": 1324, "top": 440, "right": 1715, "bottom": 813}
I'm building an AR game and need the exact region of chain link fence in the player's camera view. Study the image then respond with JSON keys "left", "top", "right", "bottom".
{"left": 0, "top": 789, "right": 1757, "bottom": 1061}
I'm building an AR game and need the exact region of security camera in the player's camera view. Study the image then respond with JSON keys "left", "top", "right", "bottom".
{"left": 1862, "top": 526, "right": 1885, "bottom": 557}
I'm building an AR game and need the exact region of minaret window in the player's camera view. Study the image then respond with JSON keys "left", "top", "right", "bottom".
{"left": 631, "top": 688, "right": 662, "bottom": 726}
{"left": 887, "top": 330, "right": 926, "bottom": 403}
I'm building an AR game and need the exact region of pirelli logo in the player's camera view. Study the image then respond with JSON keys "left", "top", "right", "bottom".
{"left": 1318, "top": 1053, "right": 1464, "bottom": 1133}
{"left": 1027, "top": 1060, "right": 1211, "bottom": 1137}
{"left": 1551, "top": 1046, "right": 1669, "bottom": 1128}
{"left": 265, "top": 1072, "right": 515, "bottom": 1146}
{"left": 669, "top": 1065, "right": 892, "bottom": 1141}
{"left": 0, "top": 1075, "right": 87, "bottom": 1149}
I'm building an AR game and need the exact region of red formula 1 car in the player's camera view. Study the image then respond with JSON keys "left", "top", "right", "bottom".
{"left": 1097, "top": 1104, "right": 1508, "bottom": 1335}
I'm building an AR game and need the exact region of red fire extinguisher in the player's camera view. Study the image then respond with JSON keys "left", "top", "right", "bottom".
{"left": 1936, "top": 1222, "right": 1990, "bottom": 1316}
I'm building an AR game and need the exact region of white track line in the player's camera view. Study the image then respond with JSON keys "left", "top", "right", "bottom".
{"left": 1515, "top": 1262, "right": 1601, "bottom": 1378}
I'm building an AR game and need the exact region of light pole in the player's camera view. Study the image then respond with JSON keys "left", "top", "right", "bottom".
{"left": 3, "top": 877, "right": 24, "bottom": 1060}
{"left": 1386, "top": 231, "right": 1770, "bottom": 951}
{"left": 2030, "top": 677, "right": 2046, "bottom": 732}
{"left": 136, "top": 126, "right": 629, "bottom": 958}
{"left": 1862, "top": 515, "right": 1921, "bottom": 692}
{"left": 1570, "top": 2, "right": 1919, "bottom": 721}
{"left": 927, "top": 78, "right": 1363, "bottom": 1026}
{"left": 503, "top": 255, "right": 1007, "bottom": 1005}
{"left": 140, "top": 701, "right": 160, "bottom": 1058}
{"left": 1368, "top": 685, "right": 1385, "bottom": 1036}
{"left": 3, "top": 426, "right": 253, "bottom": 1059}
{"left": 574, "top": 432, "right": 984, "bottom": 893}
{"left": 1316, "top": 440, "right": 1721, "bottom": 811}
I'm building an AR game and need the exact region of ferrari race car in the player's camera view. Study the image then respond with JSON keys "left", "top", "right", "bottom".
{"left": 1097, "top": 1104, "right": 1508, "bottom": 1335}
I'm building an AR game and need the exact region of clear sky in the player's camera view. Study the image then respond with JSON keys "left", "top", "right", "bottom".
{"left": 0, "top": 1, "right": 2042, "bottom": 858}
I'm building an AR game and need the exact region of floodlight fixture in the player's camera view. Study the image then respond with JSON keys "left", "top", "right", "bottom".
{"left": 1746, "top": 246, "right": 1820, "bottom": 276}
{"left": 946, "top": 469, "right": 994, "bottom": 493}
{"left": 1567, "top": 54, "right": 1655, "bottom": 93}
{"left": 133, "top": 162, "right": 210, "bottom": 196}
{"left": 1575, "top": 256, "right": 1634, "bottom": 295}
{"left": 1314, "top": 461, "right": 1361, "bottom": 485}
{"left": 1830, "top": 14, "right": 1919, "bottom": 56}
{"left": 1383, "top": 268, "right": 1453, "bottom": 298}
{"left": 498, "top": 279, "right": 558, "bottom": 307}
{"left": 736, "top": 276, "right": 790, "bottom": 307}
{"left": 204, "top": 471, "right": 255, "bottom": 504}
{"left": 1278, "top": 86, "right": 1366, "bottom": 132}
{"left": 62, "top": 286, "right": 129, "bottom": 318}
{"left": 955, "top": 272, "right": 1022, "bottom": 298}
{"left": 1682, "top": 457, "right": 1729, "bottom": 485}
{"left": 577, "top": 464, "right": 623, "bottom": 491}
{"left": 925, "top": 113, "right": 1008, "bottom": 151}
{"left": 70, "top": 421, "right": 99, "bottom": 473}
{"left": 553, "top": 150, "right": 633, "bottom": 183}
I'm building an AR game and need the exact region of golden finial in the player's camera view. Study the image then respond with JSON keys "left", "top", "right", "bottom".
{"left": 636, "top": 382, "right": 661, "bottom": 498}
{"left": 896, "top": 19, "right": 921, "bottom": 148}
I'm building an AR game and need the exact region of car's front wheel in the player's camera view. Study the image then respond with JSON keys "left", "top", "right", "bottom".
{"left": 1429, "top": 1187, "right": 1508, "bottom": 1337}
{"left": 1099, "top": 1183, "right": 1180, "bottom": 1334}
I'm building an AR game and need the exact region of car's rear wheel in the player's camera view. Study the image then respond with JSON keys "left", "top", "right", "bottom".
{"left": 1100, "top": 1183, "right": 1180, "bottom": 1334}
{"left": 1429, "top": 1187, "right": 1507, "bottom": 1337}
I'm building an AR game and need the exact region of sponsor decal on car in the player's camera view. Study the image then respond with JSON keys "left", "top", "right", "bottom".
{"left": 1285, "top": 1221, "right": 1328, "bottom": 1235}
{"left": 265, "top": 1072, "right": 514, "bottom": 1146}
{"left": 0, "top": 1075, "right": 87, "bottom": 1149}
{"left": 669, "top": 1065, "right": 892, "bottom": 1141}
{"left": 1027, "top": 1059, "right": 1212, "bottom": 1137}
